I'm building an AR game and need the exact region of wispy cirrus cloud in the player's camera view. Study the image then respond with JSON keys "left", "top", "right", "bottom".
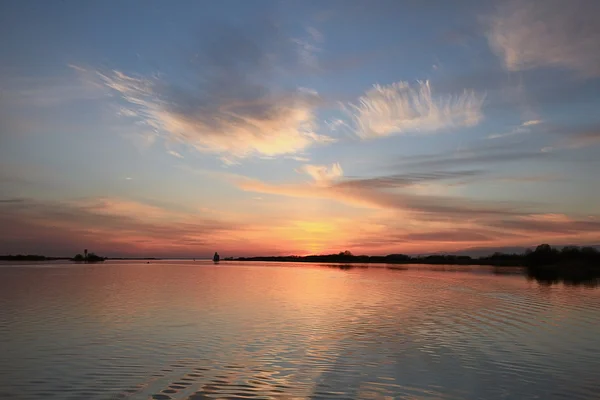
{"left": 292, "top": 26, "right": 324, "bottom": 70}
{"left": 487, "top": 0, "right": 600, "bottom": 77}
{"left": 74, "top": 21, "right": 335, "bottom": 163}
{"left": 395, "top": 149, "right": 549, "bottom": 171}
{"left": 89, "top": 69, "right": 332, "bottom": 162}
{"left": 334, "top": 170, "right": 484, "bottom": 191}
{"left": 297, "top": 163, "right": 343, "bottom": 185}
{"left": 522, "top": 120, "right": 543, "bottom": 127}
{"left": 487, "top": 119, "right": 543, "bottom": 140}
{"left": 343, "top": 81, "right": 484, "bottom": 139}
{"left": 167, "top": 150, "right": 184, "bottom": 159}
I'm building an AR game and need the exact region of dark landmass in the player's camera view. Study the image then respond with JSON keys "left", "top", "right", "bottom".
{"left": 524, "top": 244, "right": 600, "bottom": 287}
{"left": 234, "top": 250, "right": 523, "bottom": 266}
{"left": 0, "top": 254, "right": 159, "bottom": 261}
{"left": 71, "top": 252, "right": 106, "bottom": 263}
{"left": 3, "top": 244, "right": 599, "bottom": 285}
{"left": 234, "top": 245, "right": 600, "bottom": 285}
{"left": 234, "top": 245, "right": 599, "bottom": 267}
{"left": 0, "top": 255, "right": 69, "bottom": 261}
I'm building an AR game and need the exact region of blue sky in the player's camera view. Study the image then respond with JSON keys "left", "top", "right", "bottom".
{"left": 1, "top": 0, "right": 599, "bottom": 257}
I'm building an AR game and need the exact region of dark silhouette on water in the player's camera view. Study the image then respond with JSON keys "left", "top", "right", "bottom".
{"left": 524, "top": 244, "right": 600, "bottom": 286}
{"left": 72, "top": 250, "right": 105, "bottom": 263}
{"left": 0, "top": 254, "right": 68, "bottom": 261}
{"left": 235, "top": 245, "right": 600, "bottom": 285}
{"left": 2, "top": 244, "right": 598, "bottom": 285}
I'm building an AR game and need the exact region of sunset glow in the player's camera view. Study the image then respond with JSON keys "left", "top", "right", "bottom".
{"left": 1, "top": 0, "right": 599, "bottom": 257}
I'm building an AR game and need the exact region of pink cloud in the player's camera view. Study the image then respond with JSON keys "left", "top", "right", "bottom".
{"left": 487, "top": 0, "right": 600, "bottom": 77}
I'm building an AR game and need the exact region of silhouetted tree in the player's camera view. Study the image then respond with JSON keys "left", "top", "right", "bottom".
{"left": 71, "top": 252, "right": 105, "bottom": 262}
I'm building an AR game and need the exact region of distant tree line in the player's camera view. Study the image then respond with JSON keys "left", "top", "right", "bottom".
{"left": 235, "top": 245, "right": 599, "bottom": 267}
{"left": 234, "top": 245, "right": 600, "bottom": 285}
{"left": 71, "top": 252, "right": 106, "bottom": 262}
{"left": 523, "top": 244, "right": 600, "bottom": 286}
{"left": 0, "top": 254, "right": 65, "bottom": 261}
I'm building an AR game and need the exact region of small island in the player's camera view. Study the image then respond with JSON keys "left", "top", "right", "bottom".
{"left": 71, "top": 249, "right": 106, "bottom": 263}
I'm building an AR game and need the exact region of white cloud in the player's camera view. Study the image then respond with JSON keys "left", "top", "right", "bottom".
{"left": 118, "top": 107, "right": 138, "bottom": 117}
{"left": 344, "top": 81, "right": 484, "bottom": 139}
{"left": 292, "top": 27, "right": 324, "bottom": 70}
{"left": 67, "top": 64, "right": 88, "bottom": 73}
{"left": 487, "top": 128, "right": 525, "bottom": 140}
{"left": 90, "top": 69, "right": 332, "bottom": 162}
{"left": 286, "top": 155, "right": 311, "bottom": 162}
{"left": 306, "top": 26, "right": 324, "bottom": 43}
{"left": 487, "top": 0, "right": 600, "bottom": 76}
{"left": 293, "top": 38, "right": 321, "bottom": 69}
{"left": 298, "top": 163, "right": 343, "bottom": 185}
{"left": 487, "top": 120, "right": 542, "bottom": 140}
{"left": 522, "top": 119, "right": 542, "bottom": 127}
{"left": 167, "top": 150, "right": 184, "bottom": 159}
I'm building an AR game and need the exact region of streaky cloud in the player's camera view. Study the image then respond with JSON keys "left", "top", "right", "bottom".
{"left": 298, "top": 163, "right": 343, "bottom": 185}
{"left": 167, "top": 150, "right": 184, "bottom": 159}
{"left": 0, "top": 197, "right": 250, "bottom": 256}
{"left": 487, "top": 119, "right": 543, "bottom": 140}
{"left": 487, "top": 0, "right": 600, "bottom": 77}
{"left": 92, "top": 69, "right": 333, "bottom": 162}
{"left": 343, "top": 81, "right": 484, "bottom": 139}
{"left": 395, "top": 149, "right": 549, "bottom": 170}
{"left": 234, "top": 163, "right": 531, "bottom": 219}
{"left": 565, "top": 130, "right": 600, "bottom": 149}
{"left": 489, "top": 214, "right": 600, "bottom": 235}
{"left": 78, "top": 20, "right": 336, "bottom": 163}
{"left": 333, "top": 170, "right": 484, "bottom": 190}
{"left": 232, "top": 166, "right": 600, "bottom": 250}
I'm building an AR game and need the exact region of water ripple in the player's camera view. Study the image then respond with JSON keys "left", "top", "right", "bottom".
{"left": 1, "top": 262, "right": 599, "bottom": 399}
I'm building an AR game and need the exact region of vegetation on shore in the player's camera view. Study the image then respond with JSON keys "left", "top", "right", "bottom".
{"left": 233, "top": 245, "right": 599, "bottom": 267}
{"left": 2, "top": 244, "right": 598, "bottom": 284}
{"left": 233, "top": 244, "right": 600, "bottom": 284}
{"left": 524, "top": 244, "right": 600, "bottom": 286}
{"left": 0, "top": 254, "right": 68, "bottom": 261}
{"left": 71, "top": 252, "right": 106, "bottom": 262}
{"left": 0, "top": 254, "right": 156, "bottom": 261}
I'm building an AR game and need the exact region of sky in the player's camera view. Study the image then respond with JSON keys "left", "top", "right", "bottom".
{"left": 1, "top": 0, "right": 599, "bottom": 258}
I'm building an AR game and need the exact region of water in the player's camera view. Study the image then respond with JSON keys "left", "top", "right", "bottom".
{"left": 1, "top": 261, "right": 599, "bottom": 400}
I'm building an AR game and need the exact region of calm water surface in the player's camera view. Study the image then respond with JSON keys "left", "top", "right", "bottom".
{"left": 1, "top": 261, "right": 599, "bottom": 399}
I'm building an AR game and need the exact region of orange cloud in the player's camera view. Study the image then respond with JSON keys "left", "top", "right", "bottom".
{"left": 230, "top": 163, "right": 600, "bottom": 253}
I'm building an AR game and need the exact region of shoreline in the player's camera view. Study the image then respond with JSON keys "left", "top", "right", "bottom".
{"left": 229, "top": 254, "right": 525, "bottom": 267}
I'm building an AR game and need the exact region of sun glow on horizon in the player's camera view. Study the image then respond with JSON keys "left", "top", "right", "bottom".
{"left": 1, "top": 1, "right": 599, "bottom": 257}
